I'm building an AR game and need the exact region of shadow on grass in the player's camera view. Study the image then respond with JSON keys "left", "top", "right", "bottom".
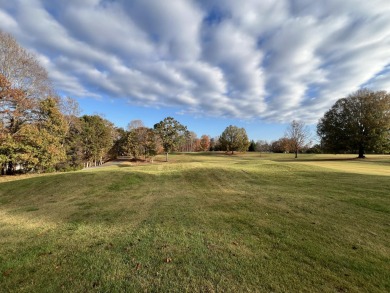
{"left": 117, "top": 164, "right": 133, "bottom": 168}
{"left": 275, "top": 157, "right": 362, "bottom": 162}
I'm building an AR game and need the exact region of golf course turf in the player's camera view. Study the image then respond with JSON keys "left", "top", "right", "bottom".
{"left": 0, "top": 153, "right": 389, "bottom": 292}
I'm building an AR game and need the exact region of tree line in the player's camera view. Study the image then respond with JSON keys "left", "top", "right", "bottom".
{"left": 1, "top": 30, "right": 389, "bottom": 175}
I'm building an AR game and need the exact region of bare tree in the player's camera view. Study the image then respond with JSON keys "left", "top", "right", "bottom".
{"left": 60, "top": 96, "right": 81, "bottom": 129}
{"left": 182, "top": 131, "right": 197, "bottom": 152}
{"left": 127, "top": 119, "right": 145, "bottom": 131}
{"left": 60, "top": 96, "right": 81, "bottom": 117}
{"left": 0, "top": 73, "right": 35, "bottom": 133}
{"left": 285, "top": 120, "right": 311, "bottom": 158}
{"left": 255, "top": 140, "right": 270, "bottom": 156}
{"left": 0, "top": 30, "right": 52, "bottom": 100}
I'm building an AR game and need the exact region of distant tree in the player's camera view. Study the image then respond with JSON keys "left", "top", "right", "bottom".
{"left": 143, "top": 128, "right": 160, "bottom": 162}
{"left": 306, "top": 144, "right": 322, "bottom": 154}
{"left": 270, "top": 139, "right": 282, "bottom": 153}
{"left": 248, "top": 140, "right": 256, "bottom": 152}
{"left": 209, "top": 137, "right": 220, "bottom": 151}
{"left": 219, "top": 125, "right": 250, "bottom": 154}
{"left": 62, "top": 117, "right": 84, "bottom": 170}
{"left": 285, "top": 120, "right": 311, "bottom": 158}
{"left": 190, "top": 132, "right": 198, "bottom": 152}
{"left": 271, "top": 137, "right": 292, "bottom": 153}
{"left": 138, "top": 127, "right": 153, "bottom": 159}
{"left": 126, "top": 129, "right": 141, "bottom": 159}
{"left": 281, "top": 137, "right": 293, "bottom": 153}
{"left": 80, "top": 115, "right": 115, "bottom": 167}
{"left": 126, "top": 125, "right": 150, "bottom": 159}
{"left": 317, "top": 89, "right": 390, "bottom": 158}
{"left": 110, "top": 127, "right": 128, "bottom": 157}
{"left": 193, "top": 138, "right": 202, "bottom": 152}
{"left": 177, "top": 131, "right": 197, "bottom": 152}
{"left": 154, "top": 117, "right": 188, "bottom": 162}
{"left": 256, "top": 140, "right": 270, "bottom": 156}
{"left": 60, "top": 96, "right": 81, "bottom": 128}
{"left": 199, "top": 135, "right": 211, "bottom": 152}
{"left": 127, "top": 119, "right": 144, "bottom": 131}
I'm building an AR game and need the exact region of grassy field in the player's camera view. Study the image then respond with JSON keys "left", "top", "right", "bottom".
{"left": 0, "top": 153, "right": 389, "bottom": 292}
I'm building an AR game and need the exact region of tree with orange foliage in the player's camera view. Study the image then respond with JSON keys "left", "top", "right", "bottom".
{"left": 199, "top": 135, "right": 211, "bottom": 151}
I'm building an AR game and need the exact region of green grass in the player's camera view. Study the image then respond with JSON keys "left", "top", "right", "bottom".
{"left": 0, "top": 153, "right": 389, "bottom": 292}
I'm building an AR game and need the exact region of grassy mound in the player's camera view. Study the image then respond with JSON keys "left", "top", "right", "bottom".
{"left": 1, "top": 153, "right": 389, "bottom": 292}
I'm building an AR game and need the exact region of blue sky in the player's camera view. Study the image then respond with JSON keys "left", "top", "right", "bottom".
{"left": 1, "top": 0, "right": 390, "bottom": 141}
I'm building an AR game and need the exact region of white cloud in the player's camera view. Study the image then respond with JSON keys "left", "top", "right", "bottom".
{"left": 1, "top": 0, "right": 390, "bottom": 123}
{"left": 0, "top": 10, "right": 18, "bottom": 31}
{"left": 39, "top": 55, "right": 99, "bottom": 98}
{"left": 365, "top": 65, "right": 390, "bottom": 91}
{"left": 203, "top": 21, "right": 266, "bottom": 115}
{"left": 120, "top": 0, "right": 204, "bottom": 61}
{"left": 58, "top": 1, "right": 154, "bottom": 61}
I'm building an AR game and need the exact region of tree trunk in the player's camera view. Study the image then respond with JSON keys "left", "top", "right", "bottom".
{"left": 7, "top": 161, "right": 14, "bottom": 175}
{"left": 165, "top": 152, "right": 168, "bottom": 162}
{"left": 358, "top": 145, "right": 365, "bottom": 158}
{"left": 295, "top": 150, "right": 298, "bottom": 158}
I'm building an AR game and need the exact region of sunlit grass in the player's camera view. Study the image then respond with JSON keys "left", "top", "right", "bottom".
{"left": 0, "top": 153, "right": 389, "bottom": 292}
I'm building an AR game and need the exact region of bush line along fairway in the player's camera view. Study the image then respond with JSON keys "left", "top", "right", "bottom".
{"left": 0, "top": 153, "right": 389, "bottom": 292}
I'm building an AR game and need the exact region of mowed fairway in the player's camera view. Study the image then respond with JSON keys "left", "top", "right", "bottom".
{"left": 0, "top": 153, "right": 389, "bottom": 292}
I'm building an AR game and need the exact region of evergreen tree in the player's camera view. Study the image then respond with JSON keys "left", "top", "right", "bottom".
{"left": 248, "top": 140, "right": 256, "bottom": 152}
